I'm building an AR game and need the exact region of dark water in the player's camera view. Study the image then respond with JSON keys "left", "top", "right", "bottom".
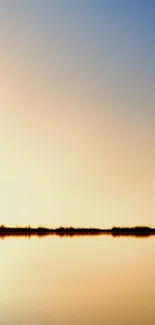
{"left": 0, "top": 236, "right": 155, "bottom": 325}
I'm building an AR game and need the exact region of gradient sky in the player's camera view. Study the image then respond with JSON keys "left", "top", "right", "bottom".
{"left": 0, "top": 0, "right": 155, "bottom": 227}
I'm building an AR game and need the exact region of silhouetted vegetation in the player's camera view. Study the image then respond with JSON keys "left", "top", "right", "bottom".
{"left": 0, "top": 225, "right": 155, "bottom": 238}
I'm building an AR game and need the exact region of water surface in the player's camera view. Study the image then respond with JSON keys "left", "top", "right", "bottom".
{"left": 1, "top": 236, "right": 155, "bottom": 325}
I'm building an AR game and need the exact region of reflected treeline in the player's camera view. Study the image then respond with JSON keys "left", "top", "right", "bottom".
{"left": 0, "top": 225, "right": 155, "bottom": 238}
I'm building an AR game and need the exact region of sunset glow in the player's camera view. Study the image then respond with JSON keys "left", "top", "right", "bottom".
{"left": 0, "top": 1, "right": 154, "bottom": 227}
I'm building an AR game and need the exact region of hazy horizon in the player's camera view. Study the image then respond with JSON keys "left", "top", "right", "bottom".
{"left": 0, "top": 1, "right": 155, "bottom": 227}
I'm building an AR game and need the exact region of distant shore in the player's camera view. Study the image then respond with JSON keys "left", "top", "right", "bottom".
{"left": 0, "top": 225, "right": 155, "bottom": 238}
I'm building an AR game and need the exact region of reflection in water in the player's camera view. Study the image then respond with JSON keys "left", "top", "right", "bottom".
{"left": 0, "top": 237, "right": 155, "bottom": 325}
{"left": 0, "top": 233, "right": 153, "bottom": 240}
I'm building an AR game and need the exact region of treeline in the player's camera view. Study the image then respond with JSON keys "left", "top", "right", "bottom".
{"left": 0, "top": 225, "right": 155, "bottom": 237}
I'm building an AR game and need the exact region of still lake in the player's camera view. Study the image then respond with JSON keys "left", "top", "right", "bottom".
{"left": 0, "top": 235, "right": 155, "bottom": 325}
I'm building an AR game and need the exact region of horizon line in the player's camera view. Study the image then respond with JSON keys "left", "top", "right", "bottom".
{"left": 0, "top": 225, "right": 155, "bottom": 238}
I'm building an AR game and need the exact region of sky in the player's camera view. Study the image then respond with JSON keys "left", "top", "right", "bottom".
{"left": 0, "top": 0, "right": 155, "bottom": 227}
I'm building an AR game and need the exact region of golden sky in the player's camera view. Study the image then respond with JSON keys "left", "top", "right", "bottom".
{"left": 0, "top": 1, "right": 155, "bottom": 227}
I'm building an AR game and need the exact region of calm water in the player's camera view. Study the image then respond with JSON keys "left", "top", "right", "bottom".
{"left": 0, "top": 236, "right": 155, "bottom": 325}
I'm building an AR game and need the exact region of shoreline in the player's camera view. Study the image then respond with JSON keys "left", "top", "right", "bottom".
{"left": 0, "top": 226, "right": 155, "bottom": 238}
